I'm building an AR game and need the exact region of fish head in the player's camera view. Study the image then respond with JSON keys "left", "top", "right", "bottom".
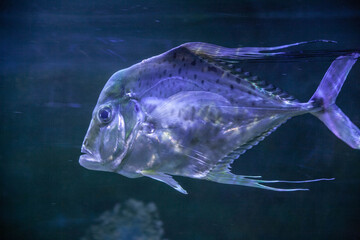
{"left": 79, "top": 96, "right": 143, "bottom": 172}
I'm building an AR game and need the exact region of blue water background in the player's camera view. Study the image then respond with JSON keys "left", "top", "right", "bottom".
{"left": 1, "top": 1, "right": 360, "bottom": 239}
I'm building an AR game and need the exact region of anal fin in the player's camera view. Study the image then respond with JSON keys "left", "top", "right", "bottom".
{"left": 205, "top": 171, "right": 334, "bottom": 192}
{"left": 210, "top": 122, "right": 289, "bottom": 177}
{"left": 140, "top": 170, "right": 188, "bottom": 194}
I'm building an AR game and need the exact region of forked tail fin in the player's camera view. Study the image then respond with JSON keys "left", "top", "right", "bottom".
{"left": 310, "top": 53, "right": 360, "bottom": 149}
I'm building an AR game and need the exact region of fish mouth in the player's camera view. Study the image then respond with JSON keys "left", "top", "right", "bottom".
{"left": 79, "top": 147, "right": 102, "bottom": 169}
{"left": 80, "top": 146, "right": 93, "bottom": 156}
{"left": 79, "top": 153, "right": 96, "bottom": 162}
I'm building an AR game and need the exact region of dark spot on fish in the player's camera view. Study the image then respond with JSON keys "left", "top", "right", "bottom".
{"left": 247, "top": 90, "right": 252, "bottom": 95}
{"left": 208, "top": 66, "right": 217, "bottom": 73}
{"left": 226, "top": 72, "right": 230, "bottom": 77}
{"left": 182, "top": 56, "right": 185, "bottom": 61}
{"left": 208, "top": 111, "right": 215, "bottom": 122}
{"left": 194, "top": 74, "right": 197, "bottom": 79}
{"left": 191, "top": 59, "right": 196, "bottom": 66}
{"left": 203, "top": 106, "right": 210, "bottom": 115}
{"left": 163, "top": 69, "right": 167, "bottom": 75}
{"left": 236, "top": 78, "right": 241, "bottom": 83}
{"left": 201, "top": 80, "right": 204, "bottom": 84}
{"left": 190, "top": 137, "right": 200, "bottom": 145}
{"left": 169, "top": 73, "right": 172, "bottom": 77}
{"left": 312, "top": 97, "right": 324, "bottom": 109}
{"left": 134, "top": 104, "right": 139, "bottom": 112}
{"left": 230, "top": 84, "right": 234, "bottom": 90}
{"left": 251, "top": 102, "right": 255, "bottom": 107}
{"left": 178, "top": 68, "right": 182, "bottom": 74}
{"left": 173, "top": 52, "right": 177, "bottom": 59}
{"left": 190, "top": 106, "right": 196, "bottom": 121}
{"left": 216, "top": 79, "right": 220, "bottom": 83}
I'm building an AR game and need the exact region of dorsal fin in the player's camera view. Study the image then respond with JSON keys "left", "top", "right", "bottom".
{"left": 181, "top": 40, "right": 336, "bottom": 60}
{"left": 196, "top": 53, "right": 299, "bottom": 102}
{"left": 180, "top": 41, "right": 334, "bottom": 103}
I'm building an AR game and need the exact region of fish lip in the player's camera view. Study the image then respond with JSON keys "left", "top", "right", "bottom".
{"left": 79, "top": 153, "right": 103, "bottom": 170}
{"left": 79, "top": 153, "right": 97, "bottom": 162}
{"left": 79, "top": 146, "right": 99, "bottom": 164}
{"left": 81, "top": 146, "right": 93, "bottom": 155}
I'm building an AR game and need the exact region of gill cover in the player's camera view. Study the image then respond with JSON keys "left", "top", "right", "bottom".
{"left": 80, "top": 97, "right": 142, "bottom": 171}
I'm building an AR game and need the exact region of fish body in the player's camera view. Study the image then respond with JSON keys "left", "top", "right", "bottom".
{"left": 80, "top": 41, "right": 359, "bottom": 194}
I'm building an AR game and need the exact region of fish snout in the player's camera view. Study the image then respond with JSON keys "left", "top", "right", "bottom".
{"left": 81, "top": 139, "right": 93, "bottom": 155}
{"left": 80, "top": 144, "right": 95, "bottom": 157}
{"left": 79, "top": 140, "right": 103, "bottom": 170}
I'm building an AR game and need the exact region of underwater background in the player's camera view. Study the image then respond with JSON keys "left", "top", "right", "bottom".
{"left": 1, "top": 0, "right": 360, "bottom": 239}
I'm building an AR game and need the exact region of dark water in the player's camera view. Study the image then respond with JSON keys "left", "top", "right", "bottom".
{"left": 1, "top": 1, "right": 360, "bottom": 239}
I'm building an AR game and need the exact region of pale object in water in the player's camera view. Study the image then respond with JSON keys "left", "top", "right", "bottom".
{"left": 79, "top": 40, "right": 359, "bottom": 194}
{"left": 81, "top": 199, "right": 165, "bottom": 240}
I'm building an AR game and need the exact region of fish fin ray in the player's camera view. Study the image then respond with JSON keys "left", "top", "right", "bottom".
{"left": 210, "top": 121, "right": 288, "bottom": 175}
{"left": 245, "top": 76, "right": 299, "bottom": 102}
{"left": 205, "top": 172, "right": 334, "bottom": 191}
{"left": 140, "top": 170, "right": 188, "bottom": 194}
{"left": 181, "top": 40, "right": 335, "bottom": 60}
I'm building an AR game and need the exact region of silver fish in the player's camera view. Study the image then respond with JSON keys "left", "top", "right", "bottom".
{"left": 79, "top": 41, "right": 359, "bottom": 194}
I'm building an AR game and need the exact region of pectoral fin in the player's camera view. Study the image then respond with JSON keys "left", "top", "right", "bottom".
{"left": 140, "top": 170, "right": 188, "bottom": 194}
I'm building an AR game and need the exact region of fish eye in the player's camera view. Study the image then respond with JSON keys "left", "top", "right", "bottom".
{"left": 98, "top": 107, "right": 112, "bottom": 123}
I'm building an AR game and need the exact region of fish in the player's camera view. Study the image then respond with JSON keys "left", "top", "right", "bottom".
{"left": 79, "top": 40, "right": 359, "bottom": 194}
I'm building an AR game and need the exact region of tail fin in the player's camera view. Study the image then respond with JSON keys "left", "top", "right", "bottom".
{"left": 310, "top": 53, "right": 360, "bottom": 149}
